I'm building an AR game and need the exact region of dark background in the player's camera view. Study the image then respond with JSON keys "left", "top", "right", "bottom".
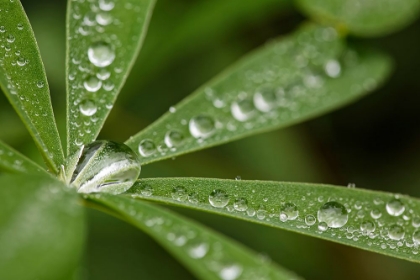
{"left": 1, "top": 0, "right": 420, "bottom": 278}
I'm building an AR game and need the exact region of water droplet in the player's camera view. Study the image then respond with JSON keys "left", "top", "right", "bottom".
{"left": 412, "top": 230, "right": 420, "bottom": 244}
{"left": 209, "top": 189, "right": 229, "bottom": 208}
{"left": 388, "top": 224, "right": 405, "bottom": 240}
{"left": 83, "top": 76, "right": 102, "bottom": 92}
{"left": 219, "top": 264, "right": 242, "bottom": 280}
{"left": 88, "top": 41, "right": 115, "bottom": 67}
{"left": 96, "top": 13, "right": 113, "bottom": 26}
{"left": 233, "top": 198, "right": 248, "bottom": 212}
{"left": 71, "top": 140, "right": 141, "bottom": 194}
{"left": 0, "top": 26, "right": 5, "bottom": 33}
{"left": 412, "top": 217, "right": 420, "bottom": 228}
{"left": 231, "top": 97, "right": 255, "bottom": 122}
{"left": 256, "top": 205, "right": 267, "bottom": 220}
{"left": 138, "top": 139, "right": 157, "bottom": 157}
{"left": 324, "top": 59, "right": 341, "bottom": 78}
{"left": 280, "top": 202, "right": 299, "bottom": 221}
{"left": 305, "top": 215, "right": 316, "bottom": 226}
{"left": 253, "top": 87, "right": 278, "bottom": 112}
{"left": 99, "top": 0, "right": 115, "bottom": 11}
{"left": 386, "top": 198, "right": 405, "bottom": 216}
{"left": 189, "top": 115, "right": 216, "bottom": 139}
{"left": 235, "top": 176, "right": 241, "bottom": 181}
{"left": 164, "top": 130, "right": 184, "bottom": 148}
{"left": 318, "top": 222, "right": 328, "bottom": 232}
{"left": 360, "top": 220, "right": 376, "bottom": 234}
{"left": 36, "top": 81, "right": 44, "bottom": 88}
{"left": 103, "top": 81, "right": 115, "bottom": 91}
{"left": 187, "top": 241, "right": 209, "bottom": 259}
{"left": 79, "top": 99, "right": 97, "bottom": 116}
{"left": 17, "top": 57, "right": 26, "bottom": 66}
{"left": 17, "top": 23, "right": 23, "bottom": 30}
{"left": 139, "top": 184, "right": 153, "bottom": 196}
{"left": 96, "top": 69, "right": 111, "bottom": 80}
{"left": 172, "top": 186, "right": 188, "bottom": 202}
{"left": 317, "top": 201, "right": 348, "bottom": 228}
{"left": 370, "top": 209, "right": 382, "bottom": 219}
{"left": 6, "top": 34, "right": 15, "bottom": 43}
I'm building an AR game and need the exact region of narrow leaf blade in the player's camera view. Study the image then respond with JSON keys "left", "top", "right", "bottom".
{"left": 126, "top": 24, "right": 392, "bottom": 165}
{"left": 0, "top": 174, "right": 85, "bottom": 280}
{"left": 87, "top": 193, "right": 301, "bottom": 280}
{"left": 66, "top": 0, "right": 156, "bottom": 157}
{"left": 127, "top": 177, "right": 420, "bottom": 263}
{"left": 0, "top": 140, "right": 45, "bottom": 174}
{"left": 0, "top": 0, "right": 64, "bottom": 173}
{"left": 296, "top": 0, "right": 420, "bottom": 37}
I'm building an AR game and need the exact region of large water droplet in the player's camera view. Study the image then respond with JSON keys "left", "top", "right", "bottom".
{"left": 79, "top": 99, "right": 97, "bottom": 116}
{"left": 164, "top": 130, "right": 184, "bottom": 148}
{"left": 280, "top": 202, "right": 299, "bottom": 221}
{"left": 189, "top": 115, "right": 216, "bottom": 139}
{"left": 88, "top": 42, "right": 115, "bottom": 67}
{"left": 84, "top": 76, "right": 102, "bottom": 92}
{"left": 231, "top": 97, "right": 255, "bottom": 122}
{"left": 71, "top": 140, "right": 141, "bottom": 194}
{"left": 99, "top": 0, "right": 115, "bottom": 11}
{"left": 386, "top": 198, "right": 405, "bottom": 216}
{"left": 388, "top": 224, "right": 405, "bottom": 240}
{"left": 138, "top": 139, "right": 157, "bottom": 157}
{"left": 209, "top": 189, "right": 229, "bottom": 208}
{"left": 317, "top": 201, "right": 348, "bottom": 228}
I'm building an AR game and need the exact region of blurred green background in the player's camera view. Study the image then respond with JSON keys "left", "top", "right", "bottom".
{"left": 2, "top": 0, "right": 420, "bottom": 279}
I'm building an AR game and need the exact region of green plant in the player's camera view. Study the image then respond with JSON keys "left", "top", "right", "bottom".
{"left": 1, "top": 0, "right": 420, "bottom": 279}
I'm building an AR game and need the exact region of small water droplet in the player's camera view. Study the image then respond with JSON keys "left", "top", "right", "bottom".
{"left": 172, "top": 186, "right": 188, "bottom": 202}
{"left": 360, "top": 220, "right": 376, "bottom": 234}
{"left": 189, "top": 115, "right": 216, "bottom": 139}
{"left": 164, "top": 130, "right": 184, "bottom": 148}
{"left": 280, "top": 202, "right": 298, "bottom": 221}
{"left": 6, "top": 34, "right": 15, "bottom": 43}
{"left": 0, "top": 26, "right": 5, "bottom": 33}
{"left": 231, "top": 97, "right": 255, "bottom": 122}
{"left": 71, "top": 140, "right": 141, "bottom": 194}
{"left": 17, "top": 23, "right": 23, "bottom": 30}
{"left": 412, "top": 230, "right": 420, "bottom": 245}
{"left": 83, "top": 76, "right": 102, "bottom": 92}
{"left": 187, "top": 241, "right": 209, "bottom": 259}
{"left": 96, "top": 13, "right": 113, "bottom": 26}
{"left": 253, "top": 87, "right": 277, "bottom": 112}
{"left": 324, "top": 59, "right": 341, "bottom": 78}
{"left": 412, "top": 217, "right": 420, "bottom": 228}
{"left": 139, "top": 184, "right": 153, "bottom": 196}
{"left": 388, "top": 224, "right": 405, "bottom": 240}
{"left": 209, "top": 189, "right": 229, "bottom": 208}
{"left": 305, "top": 215, "right": 316, "bottom": 226}
{"left": 370, "top": 209, "right": 382, "bottom": 219}
{"left": 386, "top": 198, "right": 405, "bottom": 216}
{"left": 317, "top": 201, "right": 348, "bottom": 228}
{"left": 99, "top": 0, "right": 115, "bottom": 11}
{"left": 36, "top": 81, "right": 44, "bottom": 88}
{"left": 96, "top": 69, "right": 111, "bottom": 80}
{"left": 88, "top": 41, "right": 115, "bottom": 67}
{"left": 138, "top": 139, "right": 157, "bottom": 157}
{"left": 233, "top": 198, "right": 248, "bottom": 212}
{"left": 318, "top": 222, "right": 328, "bottom": 232}
{"left": 17, "top": 57, "right": 26, "bottom": 66}
{"left": 79, "top": 99, "right": 97, "bottom": 116}
{"left": 219, "top": 264, "right": 242, "bottom": 280}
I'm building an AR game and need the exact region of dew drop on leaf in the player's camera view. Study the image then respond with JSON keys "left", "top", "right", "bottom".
{"left": 164, "top": 130, "right": 184, "bottom": 148}
{"left": 253, "top": 87, "right": 278, "bottom": 112}
{"left": 218, "top": 264, "right": 242, "bottom": 280}
{"left": 386, "top": 198, "right": 405, "bottom": 216}
{"left": 209, "top": 189, "right": 229, "bottom": 208}
{"left": 305, "top": 214, "right": 316, "bottom": 226}
{"left": 230, "top": 97, "right": 255, "bottom": 122}
{"left": 79, "top": 99, "right": 97, "bottom": 116}
{"left": 388, "top": 224, "right": 405, "bottom": 240}
{"left": 360, "top": 220, "right": 376, "bottom": 234}
{"left": 318, "top": 222, "right": 328, "bottom": 232}
{"left": 189, "top": 115, "right": 216, "bottom": 139}
{"left": 172, "top": 186, "right": 188, "bottom": 202}
{"left": 233, "top": 197, "right": 248, "bottom": 212}
{"left": 88, "top": 41, "right": 115, "bottom": 67}
{"left": 280, "top": 202, "right": 299, "bottom": 221}
{"left": 83, "top": 76, "right": 102, "bottom": 92}
{"left": 412, "top": 230, "right": 420, "bottom": 245}
{"left": 317, "top": 201, "right": 348, "bottom": 228}
{"left": 71, "top": 140, "right": 141, "bottom": 194}
{"left": 187, "top": 241, "right": 209, "bottom": 259}
{"left": 370, "top": 208, "right": 382, "bottom": 219}
{"left": 138, "top": 139, "right": 157, "bottom": 157}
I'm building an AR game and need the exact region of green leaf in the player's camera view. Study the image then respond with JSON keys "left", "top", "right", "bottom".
{"left": 125, "top": 24, "right": 392, "bottom": 165}
{"left": 0, "top": 0, "right": 65, "bottom": 173}
{"left": 66, "top": 0, "right": 156, "bottom": 158}
{"left": 87, "top": 193, "right": 302, "bottom": 280}
{"left": 0, "top": 174, "right": 85, "bottom": 280}
{"left": 127, "top": 177, "right": 420, "bottom": 263}
{"left": 0, "top": 140, "right": 45, "bottom": 174}
{"left": 296, "top": 0, "right": 420, "bottom": 37}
